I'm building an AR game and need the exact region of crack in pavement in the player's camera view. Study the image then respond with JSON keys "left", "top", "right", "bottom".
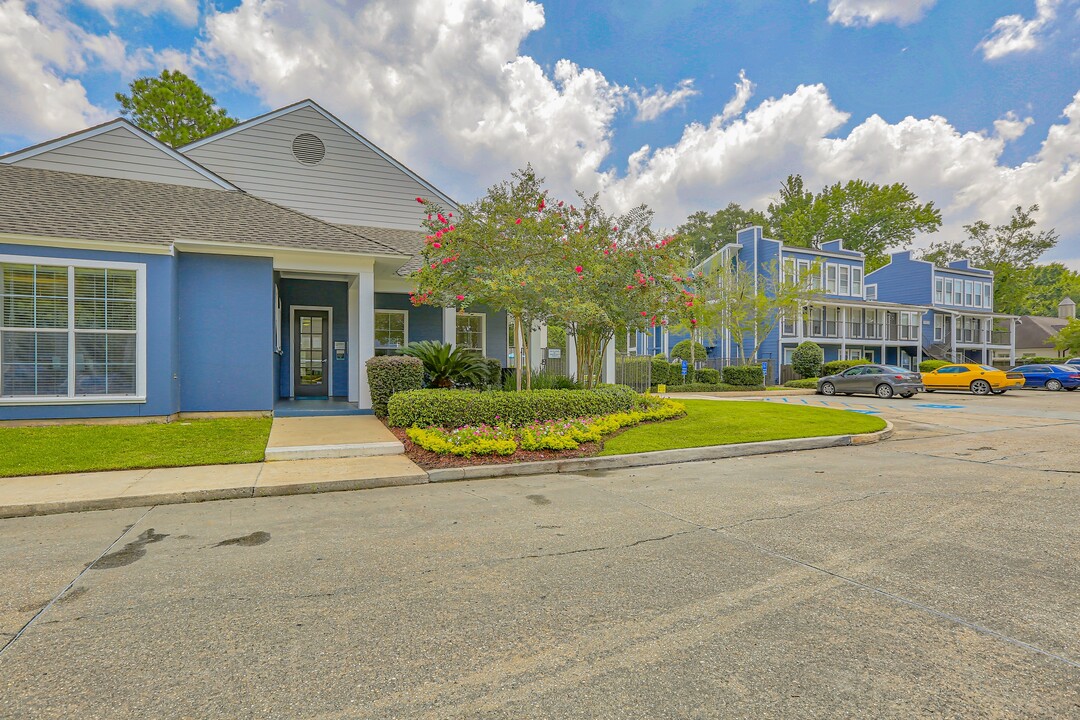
{"left": 713, "top": 491, "right": 894, "bottom": 531}
{"left": 572, "top": 476, "right": 1080, "bottom": 671}
{"left": 517, "top": 529, "right": 699, "bottom": 560}
{"left": 0, "top": 505, "right": 156, "bottom": 661}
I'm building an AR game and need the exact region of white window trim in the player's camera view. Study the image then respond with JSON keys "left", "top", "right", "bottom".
{"left": 935, "top": 276, "right": 944, "bottom": 304}
{"left": 289, "top": 305, "right": 334, "bottom": 399}
{"left": 852, "top": 267, "right": 863, "bottom": 297}
{"left": 0, "top": 253, "right": 146, "bottom": 406}
{"left": 373, "top": 309, "right": 409, "bottom": 352}
{"left": 984, "top": 282, "right": 992, "bottom": 309}
{"left": 826, "top": 263, "right": 838, "bottom": 294}
{"left": 456, "top": 312, "right": 486, "bottom": 356}
{"left": 839, "top": 265, "right": 850, "bottom": 296}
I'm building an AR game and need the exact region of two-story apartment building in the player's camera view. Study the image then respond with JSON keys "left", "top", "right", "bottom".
{"left": 865, "top": 251, "right": 1016, "bottom": 365}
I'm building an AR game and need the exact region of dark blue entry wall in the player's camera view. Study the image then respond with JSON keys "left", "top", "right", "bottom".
{"left": 278, "top": 278, "right": 349, "bottom": 399}
{"left": 177, "top": 252, "right": 274, "bottom": 412}
{"left": 374, "top": 292, "right": 442, "bottom": 344}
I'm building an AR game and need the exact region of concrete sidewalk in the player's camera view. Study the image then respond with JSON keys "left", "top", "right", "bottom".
{"left": 0, "top": 455, "right": 427, "bottom": 519}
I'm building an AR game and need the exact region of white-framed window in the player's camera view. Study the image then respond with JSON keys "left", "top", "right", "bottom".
{"left": 953, "top": 279, "right": 963, "bottom": 305}
{"left": 846, "top": 348, "right": 865, "bottom": 361}
{"left": 984, "top": 282, "right": 992, "bottom": 309}
{"left": 865, "top": 284, "right": 877, "bottom": 301}
{"left": 456, "top": 313, "right": 486, "bottom": 355}
{"left": 1, "top": 256, "right": 145, "bottom": 403}
{"left": 900, "top": 311, "right": 919, "bottom": 341}
{"left": 783, "top": 347, "right": 794, "bottom": 364}
{"left": 935, "top": 276, "right": 944, "bottom": 304}
{"left": 810, "top": 262, "right": 822, "bottom": 290}
{"left": 826, "top": 263, "right": 838, "bottom": 294}
{"left": 783, "top": 257, "right": 796, "bottom": 286}
{"left": 964, "top": 280, "right": 974, "bottom": 307}
{"left": 943, "top": 278, "right": 953, "bottom": 305}
{"left": 374, "top": 310, "right": 408, "bottom": 355}
{"left": 839, "top": 265, "right": 850, "bottom": 295}
{"left": 934, "top": 314, "right": 945, "bottom": 342}
{"left": 852, "top": 267, "right": 863, "bottom": 297}
{"left": 973, "top": 282, "right": 983, "bottom": 309}
{"left": 781, "top": 310, "right": 796, "bottom": 337}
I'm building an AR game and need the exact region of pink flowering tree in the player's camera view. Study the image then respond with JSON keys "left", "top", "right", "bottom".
{"left": 410, "top": 166, "right": 567, "bottom": 390}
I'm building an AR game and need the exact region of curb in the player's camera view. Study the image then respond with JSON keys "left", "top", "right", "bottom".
{"left": 0, "top": 423, "right": 891, "bottom": 519}
{"left": 427, "top": 420, "right": 894, "bottom": 483}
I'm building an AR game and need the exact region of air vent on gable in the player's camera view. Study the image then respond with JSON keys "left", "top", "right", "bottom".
{"left": 292, "top": 133, "right": 326, "bottom": 165}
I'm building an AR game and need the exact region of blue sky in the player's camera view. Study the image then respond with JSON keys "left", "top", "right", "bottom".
{"left": 2, "top": 0, "right": 1078, "bottom": 265}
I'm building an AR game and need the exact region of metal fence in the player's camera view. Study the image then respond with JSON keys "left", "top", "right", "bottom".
{"left": 615, "top": 352, "right": 652, "bottom": 391}
{"left": 696, "top": 356, "right": 778, "bottom": 385}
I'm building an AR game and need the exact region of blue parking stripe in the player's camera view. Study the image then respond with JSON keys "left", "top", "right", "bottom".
{"left": 800, "top": 398, "right": 809, "bottom": 404}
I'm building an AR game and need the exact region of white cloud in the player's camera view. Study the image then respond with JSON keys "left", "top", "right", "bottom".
{"left": 632, "top": 79, "right": 698, "bottom": 122}
{"left": 0, "top": 0, "right": 115, "bottom": 139}
{"left": 994, "top": 111, "right": 1035, "bottom": 142}
{"left": 817, "top": 0, "right": 938, "bottom": 27}
{"left": 978, "top": 0, "right": 1061, "bottom": 60}
{"left": 79, "top": 0, "right": 198, "bottom": 26}
{"left": 719, "top": 69, "right": 755, "bottom": 124}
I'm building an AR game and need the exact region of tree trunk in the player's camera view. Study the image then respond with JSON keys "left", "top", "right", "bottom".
{"left": 514, "top": 312, "right": 525, "bottom": 392}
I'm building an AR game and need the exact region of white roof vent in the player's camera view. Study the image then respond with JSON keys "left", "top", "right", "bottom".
{"left": 291, "top": 133, "right": 326, "bottom": 165}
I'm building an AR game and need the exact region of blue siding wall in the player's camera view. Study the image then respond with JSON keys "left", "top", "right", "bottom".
{"left": 865, "top": 251, "right": 934, "bottom": 305}
{"left": 178, "top": 252, "right": 274, "bottom": 411}
{"left": 0, "top": 243, "right": 179, "bottom": 421}
{"left": 278, "top": 278, "right": 349, "bottom": 399}
{"left": 374, "top": 292, "right": 442, "bottom": 343}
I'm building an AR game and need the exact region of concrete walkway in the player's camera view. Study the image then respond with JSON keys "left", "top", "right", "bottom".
{"left": 264, "top": 415, "right": 403, "bottom": 461}
{"left": 0, "top": 455, "right": 427, "bottom": 519}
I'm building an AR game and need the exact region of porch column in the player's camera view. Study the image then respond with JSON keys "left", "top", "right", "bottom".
{"left": 662, "top": 328, "right": 670, "bottom": 358}
{"left": 567, "top": 331, "right": 578, "bottom": 379}
{"left": 602, "top": 339, "right": 617, "bottom": 384}
{"left": 840, "top": 306, "right": 847, "bottom": 359}
{"left": 442, "top": 307, "right": 456, "bottom": 347}
{"left": 529, "top": 321, "right": 546, "bottom": 372}
{"left": 1009, "top": 318, "right": 1016, "bottom": 365}
{"left": 350, "top": 268, "right": 375, "bottom": 408}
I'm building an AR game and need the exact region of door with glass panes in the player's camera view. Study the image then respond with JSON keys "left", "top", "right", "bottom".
{"left": 294, "top": 310, "right": 329, "bottom": 397}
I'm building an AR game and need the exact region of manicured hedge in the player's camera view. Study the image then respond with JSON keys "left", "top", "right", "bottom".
{"left": 366, "top": 356, "right": 425, "bottom": 417}
{"left": 386, "top": 385, "right": 647, "bottom": 427}
{"left": 784, "top": 378, "right": 820, "bottom": 389}
{"left": 722, "top": 364, "right": 765, "bottom": 386}
{"left": 482, "top": 358, "right": 503, "bottom": 388}
{"left": 696, "top": 367, "right": 721, "bottom": 384}
{"left": 918, "top": 359, "right": 951, "bottom": 373}
{"left": 650, "top": 355, "right": 671, "bottom": 385}
{"left": 1015, "top": 356, "right": 1073, "bottom": 365}
{"left": 821, "top": 359, "right": 869, "bottom": 376}
{"left": 658, "top": 382, "right": 757, "bottom": 393}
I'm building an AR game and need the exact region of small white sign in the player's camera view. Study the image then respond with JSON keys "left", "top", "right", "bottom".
{"left": 548, "top": 348, "right": 562, "bottom": 359}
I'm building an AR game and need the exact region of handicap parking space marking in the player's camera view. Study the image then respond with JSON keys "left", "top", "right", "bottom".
{"left": 845, "top": 409, "right": 881, "bottom": 414}
{"left": 914, "top": 403, "right": 966, "bottom": 409}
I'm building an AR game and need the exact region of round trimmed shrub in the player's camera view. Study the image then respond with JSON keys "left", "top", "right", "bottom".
{"left": 366, "top": 356, "right": 424, "bottom": 417}
{"left": 821, "top": 359, "right": 870, "bottom": 377}
{"left": 722, "top": 364, "right": 765, "bottom": 387}
{"left": 387, "top": 385, "right": 645, "bottom": 428}
{"left": 791, "top": 341, "right": 824, "bottom": 379}
{"left": 783, "top": 378, "right": 819, "bottom": 389}
{"left": 918, "top": 359, "right": 952, "bottom": 373}
{"left": 670, "top": 339, "right": 708, "bottom": 363}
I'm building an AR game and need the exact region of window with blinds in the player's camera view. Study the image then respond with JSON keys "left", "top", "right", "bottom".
{"left": 1, "top": 260, "right": 141, "bottom": 400}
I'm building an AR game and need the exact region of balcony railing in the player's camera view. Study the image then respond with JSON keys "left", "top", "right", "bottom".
{"left": 800, "top": 322, "right": 918, "bottom": 342}
{"left": 989, "top": 330, "right": 1011, "bottom": 345}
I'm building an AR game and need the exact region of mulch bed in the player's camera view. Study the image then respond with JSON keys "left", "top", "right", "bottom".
{"left": 385, "top": 426, "right": 602, "bottom": 470}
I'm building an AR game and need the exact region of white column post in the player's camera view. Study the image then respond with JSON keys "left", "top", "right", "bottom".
{"left": 348, "top": 277, "right": 361, "bottom": 403}
{"left": 442, "top": 307, "right": 457, "bottom": 347}
{"left": 567, "top": 331, "right": 578, "bottom": 379}
{"left": 603, "top": 339, "right": 617, "bottom": 384}
{"left": 840, "top": 306, "right": 847, "bottom": 360}
{"left": 1009, "top": 317, "right": 1016, "bottom": 365}
{"left": 356, "top": 267, "right": 375, "bottom": 409}
{"left": 662, "top": 329, "right": 670, "bottom": 358}
{"left": 529, "top": 321, "right": 545, "bottom": 372}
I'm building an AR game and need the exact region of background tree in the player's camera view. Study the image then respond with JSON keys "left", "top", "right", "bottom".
{"left": 1050, "top": 318, "right": 1080, "bottom": 355}
{"left": 116, "top": 69, "right": 238, "bottom": 147}
{"left": 766, "top": 175, "right": 942, "bottom": 270}
{"left": 676, "top": 203, "right": 767, "bottom": 261}
{"left": 921, "top": 205, "right": 1060, "bottom": 315}
{"left": 1024, "top": 264, "right": 1080, "bottom": 317}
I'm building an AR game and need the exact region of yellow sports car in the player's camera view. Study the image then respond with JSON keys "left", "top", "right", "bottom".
{"left": 921, "top": 364, "right": 1024, "bottom": 395}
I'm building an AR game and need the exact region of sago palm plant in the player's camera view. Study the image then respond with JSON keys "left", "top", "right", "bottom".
{"left": 401, "top": 340, "right": 489, "bottom": 388}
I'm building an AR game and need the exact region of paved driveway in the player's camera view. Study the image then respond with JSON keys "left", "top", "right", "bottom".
{"left": 1, "top": 392, "right": 1078, "bottom": 718}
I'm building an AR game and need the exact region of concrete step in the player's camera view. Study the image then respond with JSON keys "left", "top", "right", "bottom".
{"left": 264, "top": 415, "right": 404, "bottom": 462}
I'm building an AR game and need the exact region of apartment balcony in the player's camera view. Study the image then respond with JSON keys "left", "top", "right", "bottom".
{"left": 954, "top": 329, "right": 1012, "bottom": 346}
{"left": 795, "top": 322, "right": 918, "bottom": 343}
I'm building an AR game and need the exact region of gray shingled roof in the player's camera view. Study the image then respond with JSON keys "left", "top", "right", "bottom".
{"left": 0, "top": 164, "right": 405, "bottom": 257}
{"left": 336, "top": 223, "right": 426, "bottom": 275}
{"left": 1016, "top": 314, "right": 1068, "bottom": 349}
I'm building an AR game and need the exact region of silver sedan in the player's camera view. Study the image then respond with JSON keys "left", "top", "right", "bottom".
{"left": 817, "top": 364, "right": 924, "bottom": 399}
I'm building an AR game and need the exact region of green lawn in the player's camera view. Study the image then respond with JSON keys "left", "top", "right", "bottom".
{"left": 0, "top": 417, "right": 273, "bottom": 478}
{"left": 599, "top": 399, "right": 886, "bottom": 456}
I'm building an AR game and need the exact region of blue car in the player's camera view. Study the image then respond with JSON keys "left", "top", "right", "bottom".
{"left": 1009, "top": 364, "right": 1080, "bottom": 391}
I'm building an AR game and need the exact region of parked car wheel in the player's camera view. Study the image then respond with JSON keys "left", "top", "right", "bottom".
{"left": 876, "top": 383, "right": 894, "bottom": 399}
{"left": 820, "top": 381, "right": 836, "bottom": 396}
{"left": 1046, "top": 379, "right": 1063, "bottom": 391}
{"left": 970, "top": 379, "right": 992, "bottom": 395}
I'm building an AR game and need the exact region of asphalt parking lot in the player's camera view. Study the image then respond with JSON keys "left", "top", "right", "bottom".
{"left": 1, "top": 390, "right": 1078, "bottom": 718}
